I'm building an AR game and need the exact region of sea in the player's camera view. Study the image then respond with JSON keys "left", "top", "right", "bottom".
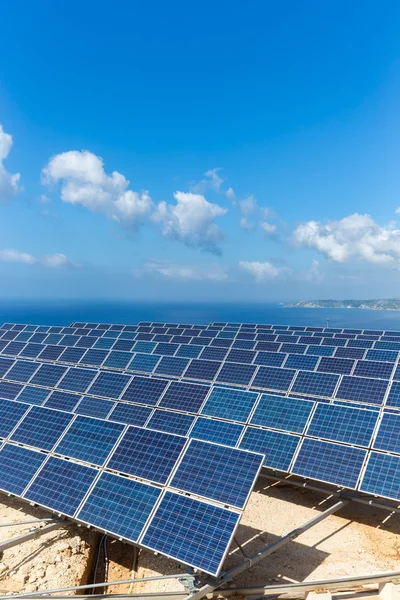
{"left": 2, "top": 300, "right": 400, "bottom": 330}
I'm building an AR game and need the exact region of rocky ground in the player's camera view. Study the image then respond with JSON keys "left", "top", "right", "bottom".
{"left": 0, "top": 480, "right": 399, "bottom": 596}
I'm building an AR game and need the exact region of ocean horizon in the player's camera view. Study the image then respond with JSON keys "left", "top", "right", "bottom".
{"left": 2, "top": 299, "right": 400, "bottom": 330}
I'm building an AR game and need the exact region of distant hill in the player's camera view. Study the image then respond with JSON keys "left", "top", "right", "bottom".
{"left": 284, "top": 299, "right": 400, "bottom": 310}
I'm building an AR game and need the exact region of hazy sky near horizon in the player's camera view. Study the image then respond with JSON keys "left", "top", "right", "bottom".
{"left": 0, "top": 0, "right": 400, "bottom": 300}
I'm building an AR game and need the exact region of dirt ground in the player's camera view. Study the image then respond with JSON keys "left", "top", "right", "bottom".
{"left": 0, "top": 480, "right": 399, "bottom": 596}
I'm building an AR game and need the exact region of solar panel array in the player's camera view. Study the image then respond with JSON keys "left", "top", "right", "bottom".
{"left": 1, "top": 318, "right": 400, "bottom": 563}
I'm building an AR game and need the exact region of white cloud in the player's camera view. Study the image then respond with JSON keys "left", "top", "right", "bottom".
{"left": 240, "top": 217, "right": 255, "bottom": 231}
{"left": 152, "top": 191, "right": 227, "bottom": 254}
{"left": 136, "top": 260, "right": 228, "bottom": 281}
{"left": 226, "top": 187, "right": 236, "bottom": 201}
{"left": 0, "top": 249, "right": 37, "bottom": 265}
{"left": 42, "top": 253, "right": 76, "bottom": 268}
{"left": 42, "top": 150, "right": 152, "bottom": 225}
{"left": 0, "top": 125, "right": 21, "bottom": 201}
{"left": 239, "top": 260, "right": 281, "bottom": 282}
{"left": 40, "top": 194, "right": 51, "bottom": 204}
{"left": 191, "top": 168, "right": 224, "bottom": 194}
{"left": 261, "top": 221, "right": 277, "bottom": 236}
{"left": 395, "top": 208, "right": 400, "bottom": 215}
{"left": 303, "top": 259, "right": 323, "bottom": 282}
{"left": 292, "top": 213, "right": 400, "bottom": 267}
{"left": 239, "top": 195, "right": 256, "bottom": 216}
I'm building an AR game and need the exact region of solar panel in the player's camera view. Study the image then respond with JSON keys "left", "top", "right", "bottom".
{"left": 317, "top": 357, "right": 354, "bottom": 375}
{"left": 45, "top": 391, "right": 81, "bottom": 412}
{"left": 250, "top": 394, "right": 314, "bottom": 434}
{"left": 240, "top": 427, "right": 300, "bottom": 471}
{"left": 176, "top": 344, "right": 202, "bottom": 358}
{"left": 141, "top": 491, "right": 239, "bottom": 576}
{"left": 189, "top": 417, "right": 243, "bottom": 447}
{"left": 251, "top": 366, "right": 295, "bottom": 391}
{"left": 184, "top": 359, "right": 221, "bottom": 381}
{"left": 80, "top": 349, "right": 109, "bottom": 366}
{"left": 291, "top": 371, "right": 339, "bottom": 397}
{"left": 154, "top": 356, "right": 189, "bottom": 377}
{"left": 57, "top": 367, "right": 98, "bottom": 393}
{"left": 146, "top": 410, "right": 195, "bottom": 436}
{"left": 103, "top": 351, "right": 134, "bottom": 369}
{"left": 0, "top": 444, "right": 46, "bottom": 495}
{"left": 122, "top": 376, "right": 169, "bottom": 405}
{"left": 108, "top": 402, "right": 152, "bottom": 426}
{"left": 0, "top": 399, "right": 30, "bottom": 437}
{"left": 128, "top": 353, "right": 160, "bottom": 372}
{"left": 106, "top": 426, "right": 186, "bottom": 484}
{"left": 170, "top": 439, "right": 263, "bottom": 509}
{"left": 335, "top": 376, "right": 388, "bottom": 405}
{"left": 74, "top": 396, "right": 115, "bottom": 419}
{"left": 353, "top": 360, "right": 394, "bottom": 379}
{"left": 373, "top": 413, "right": 400, "bottom": 454}
{"left": 24, "top": 456, "right": 98, "bottom": 517}
{"left": 359, "top": 452, "right": 400, "bottom": 501}
{"left": 77, "top": 471, "right": 161, "bottom": 542}
{"left": 0, "top": 381, "right": 24, "bottom": 400}
{"left": 17, "top": 385, "right": 50, "bottom": 405}
{"left": 88, "top": 372, "right": 131, "bottom": 399}
{"left": 200, "top": 387, "right": 257, "bottom": 423}
{"left": 284, "top": 354, "right": 318, "bottom": 371}
{"left": 216, "top": 362, "right": 256, "bottom": 386}
{"left": 306, "top": 345, "right": 335, "bottom": 356}
{"left": 10, "top": 406, "right": 73, "bottom": 451}
{"left": 55, "top": 416, "right": 124, "bottom": 466}
{"left": 293, "top": 438, "right": 366, "bottom": 488}
{"left": 254, "top": 351, "right": 286, "bottom": 367}
{"left": 334, "top": 347, "right": 365, "bottom": 360}
{"left": 306, "top": 404, "right": 377, "bottom": 446}
{"left": 158, "top": 381, "right": 209, "bottom": 413}
{"left": 30, "top": 363, "right": 68, "bottom": 387}
{"left": 4, "top": 360, "right": 39, "bottom": 382}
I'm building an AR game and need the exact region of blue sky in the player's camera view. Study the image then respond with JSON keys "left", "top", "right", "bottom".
{"left": 0, "top": 0, "right": 399, "bottom": 301}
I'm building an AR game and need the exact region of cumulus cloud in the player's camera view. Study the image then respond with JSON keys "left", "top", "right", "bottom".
{"left": 261, "top": 221, "right": 277, "bottom": 236}
{"left": 226, "top": 187, "right": 235, "bottom": 201}
{"left": 292, "top": 213, "right": 400, "bottom": 267}
{"left": 239, "top": 260, "right": 281, "bottom": 282}
{"left": 303, "top": 259, "right": 324, "bottom": 282}
{"left": 152, "top": 191, "right": 227, "bottom": 254}
{"left": 191, "top": 168, "right": 224, "bottom": 194}
{"left": 135, "top": 260, "right": 228, "bottom": 281}
{"left": 0, "top": 125, "right": 21, "bottom": 201}
{"left": 42, "top": 150, "right": 152, "bottom": 225}
{"left": 0, "top": 249, "right": 75, "bottom": 268}
{"left": 240, "top": 217, "right": 255, "bottom": 231}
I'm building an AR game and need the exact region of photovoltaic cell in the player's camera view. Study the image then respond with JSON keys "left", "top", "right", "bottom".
{"left": 201, "top": 387, "right": 257, "bottom": 423}
{"left": 250, "top": 394, "right": 314, "bottom": 434}
{"left": 176, "top": 345, "right": 202, "bottom": 359}
{"left": 0, "top": 381, "right": 23, "bottom": 400}
{"left": 360, "top": 452, "right": 400, "bottom": 501}
{"left": 293, "top": 438, "right": 366, "bottom": 488}
{"left": 0, "top": 358, "right": 15, "bottom": 377}
{"left": 189, "top": 417, "right": 243, "bottom": 447}
{"left": 291, "top": 371, "right": 339, "bottom": 397}
{"left": 365, "top": 349, "right": 398, "bottom": 362}
{"left": 0, "top": 399, "right": 30, "bottom": 437}
{"left": 335, "top": 376, "right": 388, "bottom": 405}
{"left": 306, "top": 345, "right": 335, "bottom": 356}
{"left": 216, "top": 362, "right": 256, "bottom": 386}
{"left": 353, "top": 360, "right": 394, "bottom": 380}
{"left": 59, "top": 347, "right": 87, "bottom": 363}
{"left": 30, "top": 363, "right": 68, "bottom": 387}
{"left": 240, "top": 427, "right": 300, "bottom": 471}
{"left": 88, "top": 372, "right": 130, "bottom": 399}
{"left": 373, "top": 413, "right": 400, "bottom": 454}
{"left": 57, "top": 367, "right": 98, "bottom": 393}
{"left": 38, "top": 345, "right": 66, "bottom": 361}
{"left": 107, "top": 426, "right": 186, "bottom": 484}
{"left": 171, "top": 439, "right": 262, "bottom": 509}
{"left": 74, "top": 396, "right": 115, "bottom": 419}
{"left": 334, "top": 347, "right": 365, "bottom": 360}
{"left": 141, "top": 491, "right": 239, "bottom": 576}
{"left": 128, "top": 353, "right": 160, "bottom": 373}
{"left": 55, "top": 416, "right": 124, "bottom": 466}
{"left": 306, "top": 404, "right": 377, "bottom": 446}
{"left": 24, "top": 456, "right": 98, "bottom": 517}
{"left": 108, "top": 403, "right": 152, "bottom": 426}
{"left": 200, "top": 347, "right": 229, "bottom": 361}
{"left": 79, "top": 349, "right": 109, "bottom": 366}
{"left": 159, "top": 381, "right": 209, "bottom": 413}
{"left": 11, "top": 406, "right": 73, "bottom": 451}
{"left": 251, "top": 366, "right": 295, "bottom": 391}
{"left": 154, "top": 356, "right": 189, "bottom": 377}
{"left": 17, "top": 385, "right": 50, "bottom": 405}
{"left": 5, "top": 360, "right": 40, "bottom": 383}
{"left": 146, "top": 410, "right": 194, "bottom": 436}
{"left": 254, "top": 351, "right": 286, "bottom": 367}
{"left": 122, "top": 376, "right": 169, "bottom": 405}
{"left": 184, "top": 359, "right": 221, "bottom": 381}
{"left": 103, "top": 351, "right": 133, "bottom": 369}
{"left": 77, "top": 472, "right": 161, "bottom": 542}
{"left": 284, "top": 354, "right": 318, "bottom": 371}
{"left": 45, "top": 391, "right": 80, "bottom": 412}
{"left": 317, "top": 357, "right": 354, "bottom": 375}
{"left": 0, "top": 444, "right": 46, "bottom": 495}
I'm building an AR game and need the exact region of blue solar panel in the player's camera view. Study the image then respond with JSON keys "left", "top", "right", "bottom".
{"left": 189, "top": 417, "right": 243, "bottom": 447}
{"left": 108, "top": 402, "right": 151, "bottom": 426}
{"left": 291, "top": 370, "right": 339, "bottom": 397}
{"left": 250, "top": 394, "right": 314, "bottom": 434}
{"left": 39, "top": 345, "right": 66, "bottom": 360}
{"left": 5, "top": 360, "right": 40, "bottom": 383}
{"left": 122, "top": 376, "right": 169, "bottom": 405}
{"left": 353, "top": 360, "right": 394, "bottom": 379}
{"left": 200, "top": 387, "right": 257, "bottom": 423}
{"left": 141, "top": 491, "right": 239, "bottom": 576}
{"left": 375, "top": 341, "right": 400, "bottom": 351}
{"left": 240, "top": 427, "right": 300, "bottom": 471}
{"left": 317, "top": 357, "right": 354, "bottom": 375}
{"left": 0, "top": 357, "right": 14, "bottom": 377}
{"left": 184, "top": 359, "right": 221, "bottom": 381}
{"left": 171, "top": 439, "right": 262, "bottom": 509}
{"left": 11, "top": 406, "right": 73, "bottom": 451}
{"left": 255, "top": 342, "right": 280, "bottom": 352}
{"left": 103, "top": 351, "right": 133, "bottom": 369}
{"left": 88, "top": 372, "right": 131, "bottom": 399}
{"left": 146, "top": 410, "right": 194, "bottom": 435}
{"left": 154, "top": 356, "right": 190, "bottom": 377}
{"left": 280, "top": 343, "right": 307, "bottom": 354}
{"left": 210, "top": 338, "right": 233, "bottom": 348}
{"left": 216, "top": 362, "right": 256, "bottom": 386}
{"left": 153, "top": 343, "right": 178, "bottom": 356}
{"left": 128, "top": 353, "right": 160, "bottom": 373}
{"left": 60, "top": 334, "right": 78, "bottom": 346}
{"left": 293, "top": 438, "right": 366, "bottom": 488}
{"left": 176, "top": 344, "right": 202, "bottom": 359}
{"left": 251, "top": 366, "right": 295, "bottom": 391}
{"left": 360, "top": 452, "right": 400, "bottom": 501}
{"left": 93, "top": 337, "right": 115, "bottom": 350}
{"left": 2, "top": 341, "right": 26, "bottom": 355}
{"left": 74, "top": 396, "right": 116, "bottom": 419}
{"left": 284, "top": 354, "right": 319, "bottom": 371}
{"left": 347, "top": 339, "right": 374, "bottom": 349}
{"left": 57, "top": 367, "right": 98, "bottom": 393}
{"left": 0, "top": 381, "right": 23, "bottom": 400}
{"left": 59, "top": 347, "right": 87, "bottom": 363}
{"left": 159, "top": 381, "right": 209, "bottom": 413}
{"left": 24, "top": 456, "right": 98, "bottom": 517}
{"left": 77, "top": 471, "right": 161, "bottom": 541}
{"left": 45, "top": 391, "right": 80, "bottom": 412}
{"left": 30, "top": 363, "right": 68, "bottom": 387}
{"left": 0, "top": 399, "right": 30, "bottom": 437}
{"left": 55, "top": 416, "right": 124, "bottom": 466}
{"left": 226, "top": 349, "right": 256, "bottom": 364}
{"left": 254, "top": 351, "right": 286, "bottom": 367}
{"left": 75, "top": 336, "right": 96, "bottom": 348}
{"left": 334, "top": 347, "right": 365, "bottom": 359}
{"left": 80, "top": 349, "right": 109, "bottom": 366}
{"left": 0, "top": 444, "right": 46, "bottom": 495}
{"left": 232, "top": 339, "right": 256, "bottom": 350}
{"left": 107, "top": 426, "right": 186, "bottom": 484}
{"left": 306, "top": 404, "right": 377, "bottom": 446}
{"left": 373, "top": 414, "right": 400, "bottom": 454}
{"left": 365, "top": 349, "right": 398, "bottom": 362}
{"left": 16, "top": 385, "right": 50, "bottom": 405}
{"left": 200, "top": 347, "right": 229, "bottom": 361}
{"left": 306, "top": 345, "right": 335, "bottom": 357}
{"left": 335, "top": 376, "right": 388, "bottom": 405}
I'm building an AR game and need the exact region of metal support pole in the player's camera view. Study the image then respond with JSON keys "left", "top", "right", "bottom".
{"left": 183, "top": 499, "right": 348, "bottom": 600}
{"left": 0, "top": 520, "right": 65, "bottom": 553}
{"left": 0, "top": 518, "right": 57, "bottom": 529}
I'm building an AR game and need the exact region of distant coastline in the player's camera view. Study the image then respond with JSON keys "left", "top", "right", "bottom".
{"left": 284, "top": 299, "right": 400, "bottom": 311}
